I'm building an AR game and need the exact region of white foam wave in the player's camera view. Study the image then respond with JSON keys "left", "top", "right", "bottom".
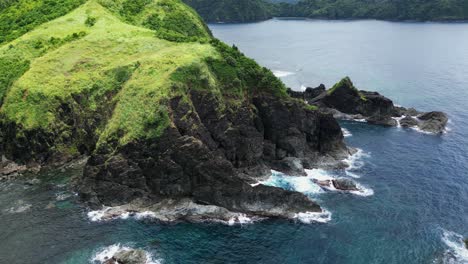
{"left": 353, "top": 118, "right": 367, "bottom": 122}
{"left": 272, "top": 70, "right": 295, "bottom": 78}
{"left": 87, "top": 207, "right": 157, "bottom": 222}
{"left": 226, "top": 214, "right": 257, "bottom": 226}
{"left": 342, "top": 128, "right": 352, "bottom": 137}
{"left": 300, "top": 84, "right": 307, "bottom": 91}
{"left": 343, "top": 148, "right": 368, "bottom": 172}
{"left": 349, "top": 184, "right": 374, "bottom": 197}
{"left": 440, "top": 229, "right": 468, "bottom": 263}
{"left": 306, "top": 169, "right": 374, "bottom": 196}
{"left": 254, "top": 169, "right": 373, "bottom": 197}
{"left": 91, "top": 244, "right": 160, "bottom": 264}
{"left": 4, "top": 200, "right": 32, "bottom": 214}
{"left": 294, "top": 209, "right": 332, "bottom": 224}
{"left": 393, "top": 116, "right": 451, "bottom": 135}
{"left": 254, "top": 169, "right": 324, "bottom": 195}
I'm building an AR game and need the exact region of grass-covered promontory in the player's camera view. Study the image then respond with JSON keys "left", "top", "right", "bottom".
{"left": 0, "top": 0, "right": 288, "bottom": 162}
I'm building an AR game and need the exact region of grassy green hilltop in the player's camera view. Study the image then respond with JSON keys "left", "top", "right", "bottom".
{"left": 0, "top": 0, "right": 286, "bottom": 161}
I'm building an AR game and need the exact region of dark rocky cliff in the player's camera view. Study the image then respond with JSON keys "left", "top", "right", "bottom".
{"left": 79, "top": 90, "right": 349, "bottom": 219}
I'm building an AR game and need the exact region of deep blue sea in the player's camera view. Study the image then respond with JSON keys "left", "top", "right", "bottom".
{"left": 1, "top": 19, "right": 468, "bottom": 264}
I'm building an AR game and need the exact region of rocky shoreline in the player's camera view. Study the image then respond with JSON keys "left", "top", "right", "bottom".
{"left": 77, "top": 92, "right": 351, "bottom": 222}
{"left": 288, "top": 77, "right": 449, "bottom": 134}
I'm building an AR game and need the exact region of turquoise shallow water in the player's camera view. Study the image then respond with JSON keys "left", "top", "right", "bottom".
{"left": 1, "top": 19, "right": 468, "bottom": 264}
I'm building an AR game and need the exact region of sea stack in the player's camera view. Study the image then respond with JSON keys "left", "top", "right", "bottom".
{"left": 288, "top": 77, "right": 449, "bottom": 134}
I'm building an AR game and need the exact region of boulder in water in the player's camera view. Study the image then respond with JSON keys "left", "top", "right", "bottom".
{"left": 332, "top": 178, "right": 359, "bottom": 191}
{"left": 417, "top": 111, "right": 448, "bottom": 134}
{"left": 366, "top": 115, "right": 398, "bottom": 127}
{"left": 113, "top": 249, "right": 148, "bottom": 264}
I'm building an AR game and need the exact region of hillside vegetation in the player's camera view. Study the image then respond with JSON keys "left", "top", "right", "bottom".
{"left": 183, "top": 0, "right": 468, "bottom": 22}
{"left": 0, "top": 0, "right": 286, "bottom": 161}
{"left": 183, "top": 0, "right": 274, "bottom": 22}
{"left": 278, "top": 0, "right": 468, "bottom": 21}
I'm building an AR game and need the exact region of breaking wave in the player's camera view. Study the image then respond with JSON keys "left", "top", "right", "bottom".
{"left": 344, "top": 148, "right": 368, "bottom": 171}
{"left": 87, "top": 207, "right": 156, "bottom": 222}
{"left": 272, "top": 70, "right": 295, "bottom": 78}
{"left": 253, "top": 168, "right": 373, "bottom": 197}
{"left": 294, "top": 209, "right": 332, "bottom": 224}
{"left": 254, "top": 170, "right": 324, "bottom": 195}
{"left": 342, "top": 128, "right": 352, "bottom": 137}
{"left": 437, "top": 229, "right": 468, "bottom": 264}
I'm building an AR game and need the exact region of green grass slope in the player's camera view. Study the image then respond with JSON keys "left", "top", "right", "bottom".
{"left": 0, "top": 0, "right": 287, "bottom": 161}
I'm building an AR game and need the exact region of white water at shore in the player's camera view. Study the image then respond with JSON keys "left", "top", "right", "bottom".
{"left": 91, "top": 244, "right": 160, "bottom": 264}
{"left": 87, "top": 207, "right": 157, "bottom": 222}
{"left": 272, "top": 70, "right": 295, "bottom": 78}
{"left": 344, "top": 148, "right": 369, "bottom": 175}
{"left": 342, "top": 128, "right": 352, "bottom": 137}
{"left": 439, "top": 229, "right": 468, "bottom": 264}
{"left": 294, "top": 210, "right": 332, "bottom": 224}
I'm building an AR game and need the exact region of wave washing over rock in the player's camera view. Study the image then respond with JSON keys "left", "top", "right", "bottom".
{"left": 251, "top": 147, "right": 374, "bottom": 206}
{"left": 294, "top": 210, "right": 332, "bottom": 224}
{"left": 342, "top": 128, "right": 352, "bottom": 137}
{"left": 91, "top": 244, "right": 160, "bottom": 264}
{"left": 343, "top": 148, "right": 370, "bottom": 178}
{"left": 86, "top": 199, "right": 264, "bottom": 226}
{"left": 435, "top": 229, "right": 468, "bottom": 264}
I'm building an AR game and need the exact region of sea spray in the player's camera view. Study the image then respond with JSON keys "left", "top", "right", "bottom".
{"left": 87, "top": 207, "right": 157, "bottom": 222}
{"left": 439, "top": 229, "right": 468, "bottom": 263}
{"left": 272, "top": 70, "right": 295, "bottom": 78}
{"left": 342, "top": 128, "right": 352, "bottom": 137}
{"left": 252, "top": 170, "right": 324, "bottom": 195}
{"left": 294, "top": 210, "right": 332, "bottom": 224}
{"left": 254, "top": 168, "right": 374, "bottom": 197}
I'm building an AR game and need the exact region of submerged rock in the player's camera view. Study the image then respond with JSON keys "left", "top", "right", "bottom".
{"left": 464, "top": 239, "right": 468, "bottom": 249}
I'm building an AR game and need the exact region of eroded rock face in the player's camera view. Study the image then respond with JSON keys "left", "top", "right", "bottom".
{"left": 288, "top": 77, "right": 449, "bottom": 134}
{"left": 113, "top": 249, "right": 147, "bottom": 264}
{"left": 79, "top": 92, "right": 348, "bottom": 219}
{"left": 399, "top": 116, "right": 419, "bottom": 128}
{"left": 418, "top": 111, "right": 449, "bottom": 133}
{"left": 332, "top": 178, "right": 359, "bottom": 191}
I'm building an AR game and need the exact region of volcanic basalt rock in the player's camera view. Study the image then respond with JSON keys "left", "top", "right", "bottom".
{"left": 288, "top": 77, "right": 449, "bottom": 134}
{"left": 78, "top": 92, "right": 350, "bottom": 220}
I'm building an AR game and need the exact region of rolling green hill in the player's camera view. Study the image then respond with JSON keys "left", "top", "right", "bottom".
{"left": 0, "top": 0, "right": 286, "bottom": 161}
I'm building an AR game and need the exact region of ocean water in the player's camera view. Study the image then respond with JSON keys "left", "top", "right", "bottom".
{"left": 1, "top": 19, "right": 468, "bottom": 264}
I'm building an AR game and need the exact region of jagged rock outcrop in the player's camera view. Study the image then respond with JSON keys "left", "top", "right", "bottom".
{"left": 288, "top": 77, "right": 449, "bottom": 134}
{"left": 79, "top": 91, "right": 349, "bottom": 220}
